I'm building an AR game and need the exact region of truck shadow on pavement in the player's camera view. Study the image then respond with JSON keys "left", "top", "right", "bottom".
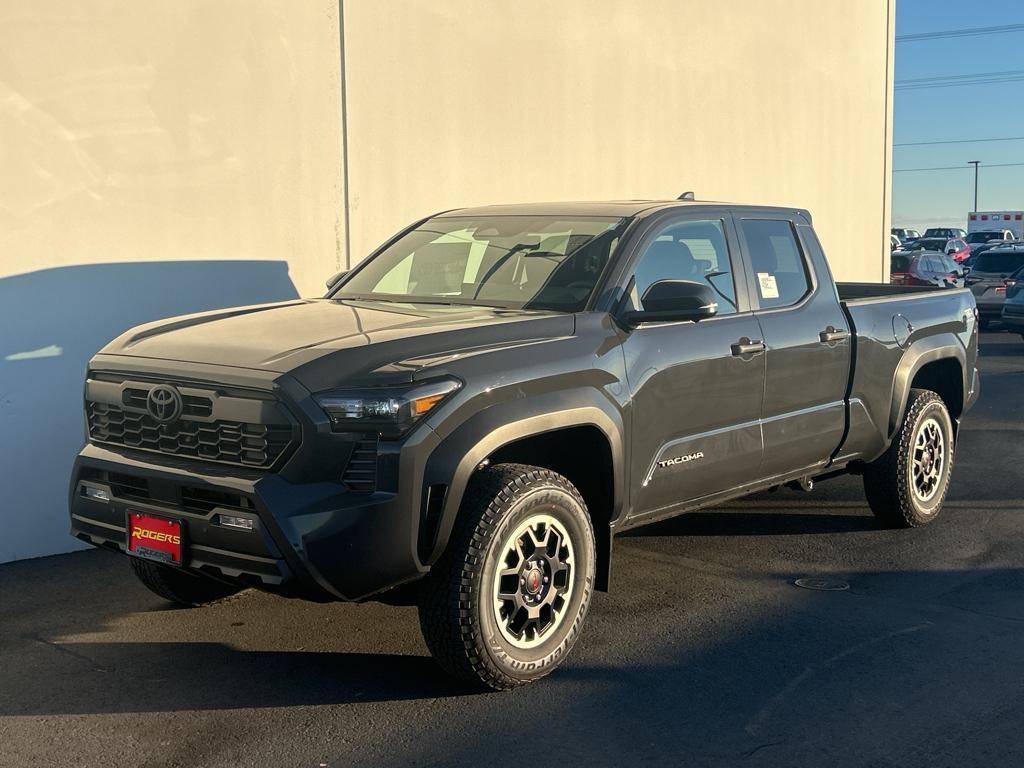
{"left": 9, "top": 642, "right": 463, "bottom": 713}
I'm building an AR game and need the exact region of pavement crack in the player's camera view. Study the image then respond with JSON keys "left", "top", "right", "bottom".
{"left": 742, "top": 740, "right": 786, "bottom": 758}
{"left": 745, "top": 621, "right": 932, "bottom": 735}
{"left": 30, "top": 635, "right": 111, "bottom": 673}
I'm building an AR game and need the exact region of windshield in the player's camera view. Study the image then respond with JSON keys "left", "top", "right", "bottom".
{"left": 967, "top": 232, "right": 1002, "bottom": 243}
{"left": 333, "top": 216, "right": 630, "bottom": 312}
{"left": 973, "top": 250, "right": 1024, "bottom": 274}
{"left": 912, "top": 238, "right": 947, "bottom": 251}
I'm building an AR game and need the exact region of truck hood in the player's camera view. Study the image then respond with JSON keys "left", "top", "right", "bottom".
{"left": 101, "top": 298, "right": 576, "bottom": 385}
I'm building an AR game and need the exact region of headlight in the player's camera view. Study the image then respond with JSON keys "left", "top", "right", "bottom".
{"left": 314, "top": 378, "right": 461, "bottom": 437}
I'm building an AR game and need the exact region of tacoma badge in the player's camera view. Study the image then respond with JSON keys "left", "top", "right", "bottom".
{"left": 658, "top": 451, "right": 705, "bottom": 469}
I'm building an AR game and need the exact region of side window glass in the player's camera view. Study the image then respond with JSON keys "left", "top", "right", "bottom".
{"left": 739, "top": 219, "right": 811, "bottom": 309}
{"left": 630, "top": 219, "right": 737, "bottom": 315}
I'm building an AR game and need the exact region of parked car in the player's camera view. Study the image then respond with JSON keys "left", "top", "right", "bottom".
{"left": 904, "top": 237, "right": 970, "bottom": 263}
{"left": 892, "top": 227, "right": 921, "bottom": 243}
{"left": 68, "top": 199, "right": 979, "bottom": 690}
{"left": 966, "top": 239, "right": 1008, "bottom": 264}
{"left": 966, "top": 229, "right": 1015, "bottom": 254}
{"left": 891, "top": 251, "right": 965, "bottom": 288}
{"left": 924, "top": 227, "right": 967, "bottom": 239}
{"left": 890, "top": 234, "right": 902, "bottom": 251}
{"left": 966, "top": 244, "right": 1024, "bottom": 329}
{"left": 1000, "top": 265, "right": 1024, "bottom": 339}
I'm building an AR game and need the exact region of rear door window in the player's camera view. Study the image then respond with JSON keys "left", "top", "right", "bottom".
{"left": 739, "top": 219, "right": 811, "bottom": 309}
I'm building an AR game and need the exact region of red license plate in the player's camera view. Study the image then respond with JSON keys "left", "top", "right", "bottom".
{"left": 128, "top": 512, "right": 183, "bottom": 566}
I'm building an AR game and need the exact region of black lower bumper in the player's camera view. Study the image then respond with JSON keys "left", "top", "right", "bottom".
{"left": 69, "top": 442, "right": 434, "bottom": 602}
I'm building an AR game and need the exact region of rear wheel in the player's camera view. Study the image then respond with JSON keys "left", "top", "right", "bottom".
{"left": 418, "top": 463, "right": 596, "bottom": 690}
{"left": 863, "top": 388, "right": 954, "bottom": 528}
{"left": 130, "top": 557, "right": 242, "bottom": 606}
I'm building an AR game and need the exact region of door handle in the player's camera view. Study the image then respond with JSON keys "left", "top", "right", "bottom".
{"left": 819, "top": 327, "right": 850, "bottom": 344}
{"left": 731, "top": 338, "right": 766, "bottom": 356}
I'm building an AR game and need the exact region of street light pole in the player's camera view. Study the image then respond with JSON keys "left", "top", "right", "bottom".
{"left": 968, "top": 160, "right": 980, "bottom": 211}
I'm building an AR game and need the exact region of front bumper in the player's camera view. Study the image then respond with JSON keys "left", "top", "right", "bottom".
{"left": 69, "top": 436, "right": 439, "bottom": 602}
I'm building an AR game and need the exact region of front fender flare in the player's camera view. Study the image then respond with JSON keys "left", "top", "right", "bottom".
{"left": 421, "top": 390, "right": 626, "bottom": 567}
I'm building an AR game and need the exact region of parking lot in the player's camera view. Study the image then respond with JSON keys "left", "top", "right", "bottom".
{"left": 2, "top": 331, "right": 1023, "bottom": 768}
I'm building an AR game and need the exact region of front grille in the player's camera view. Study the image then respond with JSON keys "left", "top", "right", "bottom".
{"left": 87, "top": 402, "right": 292, "bottom": 468}
{"left": 122, "top": 387, "right": 213, "bottom": 418}
{"left": 342, "top": 437, "right": 379, "bottom": 492}
{"left": 1004, "top": 303, "right": 1024, "bottom": 316}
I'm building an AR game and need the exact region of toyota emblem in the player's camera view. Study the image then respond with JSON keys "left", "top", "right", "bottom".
{"left": 146, "top": 385, "right": 183, "bottom": 423}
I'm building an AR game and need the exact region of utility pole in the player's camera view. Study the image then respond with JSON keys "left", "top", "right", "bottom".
{"left": 968, "top": 160, "right": 980, "bottom": 211}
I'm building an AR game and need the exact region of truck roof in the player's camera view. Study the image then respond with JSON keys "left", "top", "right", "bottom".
{"left": 436, "top": 200, "right": 810, "bottom": 219}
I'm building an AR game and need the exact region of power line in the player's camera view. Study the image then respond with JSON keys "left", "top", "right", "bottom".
{"left": 893, "top": 162, "right": 1024, "bottom": 173}
{"left": 896, "top": 23, "right": 1024, "bottom": 42}
{"left": 895, "top": 68, "right": 1024, "bottom": 90}
{"left": 895, "top": 136, "right": 1024, "bottom": 147}
{"left": 896, "top": 68, "right": 1024, "bottom": 84}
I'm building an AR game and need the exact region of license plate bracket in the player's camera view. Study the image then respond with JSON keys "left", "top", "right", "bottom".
{"left": 127, "top": 511, "right": 183, "bottom": 566}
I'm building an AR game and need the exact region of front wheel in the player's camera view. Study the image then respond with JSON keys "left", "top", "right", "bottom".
{"left": 863, "top": 388, "right": 954, "bottom": 527}
{"left": 418, "top": 463, "right": 596, "bottom": 690}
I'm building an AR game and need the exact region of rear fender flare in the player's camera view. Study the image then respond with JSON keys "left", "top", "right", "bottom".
{"left": 888, "top": 334, "right": 966, "bottom": 438}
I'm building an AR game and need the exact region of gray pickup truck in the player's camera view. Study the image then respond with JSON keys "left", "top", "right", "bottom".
{"left": 70, "top": 200, "right": 979, "bottom": 689}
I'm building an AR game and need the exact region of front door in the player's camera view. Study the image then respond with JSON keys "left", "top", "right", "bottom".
{"left": 620, "top": 213, "right": 766, "bottom": 519}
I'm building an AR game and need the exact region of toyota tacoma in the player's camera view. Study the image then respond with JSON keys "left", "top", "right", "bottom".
{"left": 70, "top": 200, "right": 980, "bottom": 689}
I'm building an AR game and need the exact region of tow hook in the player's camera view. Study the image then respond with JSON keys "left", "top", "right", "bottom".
{"left": 786, "top": 476, "right": 814, "bottom": 493}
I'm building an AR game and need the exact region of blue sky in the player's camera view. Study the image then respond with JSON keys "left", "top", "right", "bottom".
{"left": 893, "top": 0, "right": 1024, "bottom": 227}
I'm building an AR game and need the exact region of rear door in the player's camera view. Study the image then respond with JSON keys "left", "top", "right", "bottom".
{"left": 619, "top": 210, "right": 765, "bottom": 518}
{"left": 734, "top": 214, "right": 852, "bottom": 479}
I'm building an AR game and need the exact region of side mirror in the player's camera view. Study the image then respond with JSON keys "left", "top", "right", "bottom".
{"left": 623, "top": 280, "right": 718, "bottom": 326}
{"left": 325, "top": 270, "right": 348, "bottom": 290}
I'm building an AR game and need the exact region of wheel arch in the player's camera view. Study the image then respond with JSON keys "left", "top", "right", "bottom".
{"left": 889, "top": 335, "right": 966, "bottom": 439}
{"left": 420, "top": 391, "right": 625, "bottom": 591}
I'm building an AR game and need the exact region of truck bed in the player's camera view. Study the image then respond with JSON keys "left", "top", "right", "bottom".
{"left": 831, "top": 282, "right": 976, "bottom": 466}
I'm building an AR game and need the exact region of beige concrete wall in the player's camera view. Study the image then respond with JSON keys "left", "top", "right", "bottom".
{"left": 0, "top": 0, "right": 344, "bottom": 296}
{"left": 343, "top": 0, "right": 894, "bottom": 282}
{"left": 0, "top": 0, "right": 893, "bottom": 562}
{"left": 0, "top": 0, "right": 343, "bottom": 562}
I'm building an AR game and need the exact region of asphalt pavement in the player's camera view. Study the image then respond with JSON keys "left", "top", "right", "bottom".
{"left": 2, "top": 331, "right": 1023, "bottom": 768}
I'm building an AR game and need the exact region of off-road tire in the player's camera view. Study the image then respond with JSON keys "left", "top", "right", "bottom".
{"left": 863, "top": 388, "right": 954, "bottom": 528}
{"left": 418, "top": 463, "right": 596, "bottom": 691}
{"left": 130, "top": 557, "right": 241, "bottom": 606}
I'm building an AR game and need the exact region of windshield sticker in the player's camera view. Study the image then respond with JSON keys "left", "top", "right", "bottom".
{"left": 757, "top": 272, "right": 779, "bottom": 299}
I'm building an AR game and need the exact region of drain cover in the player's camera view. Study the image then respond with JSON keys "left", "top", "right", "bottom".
{"left": 794, "top": 577, "right": 849, "bottom": 591}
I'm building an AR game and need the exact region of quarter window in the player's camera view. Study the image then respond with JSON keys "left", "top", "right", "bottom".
{"left": 740, "top": 219, "right": 812, "bottom": 309}
{"left": 629, "top": 219, "right": 738, "bottom": 315}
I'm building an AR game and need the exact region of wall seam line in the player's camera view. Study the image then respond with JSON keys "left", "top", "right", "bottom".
{"left": 339, "top": 0, "right": 352, "bottom": 269}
